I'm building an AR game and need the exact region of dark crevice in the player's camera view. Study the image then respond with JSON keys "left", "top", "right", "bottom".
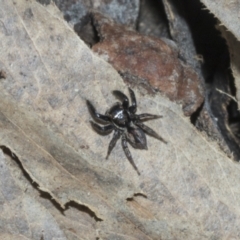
{"left": 0, "top": 70, "right": 7, "bottom": 79}
{"left": 190, "top": 101, "right": 204, "bottom": 125}
{"left": 227, "top": 67, "right": 240, "bottom": 130}
{"left": 0, "top": 146, "right": 103, "bottom": 222}
{"left": 74, "top": 13, "right": 100, "bottom": 48}
{"left": 173, "top": 0, "right": 237, "bottom": 138}
{"left": 179, "top": 0, "right": 228, "bottom": 83}
{"left": 223, "top": 66, "right": 240, "bottom": 142}
{"left": 137, "top": 0, "right": 170, "bottom": 39}
{"left": 65, "top": 201, "right": 103, "bottom": 222}
{"left": 126, "top": 193, "right": 147, "bottom": 201}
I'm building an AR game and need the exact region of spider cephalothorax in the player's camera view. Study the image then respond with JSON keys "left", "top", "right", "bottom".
{"left": 86, "top": 88, "right": 166, "bottom": 175}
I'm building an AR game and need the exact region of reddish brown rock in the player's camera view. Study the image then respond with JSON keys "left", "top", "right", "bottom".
{"left": 92, "top": 12, "right": 204, "bottom": 116}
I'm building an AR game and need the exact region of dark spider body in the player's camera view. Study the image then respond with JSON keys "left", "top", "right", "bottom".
{"left": 86, "top": 88, "right": 166, "bottom": 175}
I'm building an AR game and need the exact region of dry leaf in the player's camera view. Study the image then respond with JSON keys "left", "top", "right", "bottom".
{"left": 1, "top": 0, "right": 240, "bottom": 239}
{"left": 200, "top": 0, "right": 240, "bottom": 41}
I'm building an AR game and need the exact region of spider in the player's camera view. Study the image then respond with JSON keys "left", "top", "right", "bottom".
{"left": 86, "top": 88, "right": 167, "bottom": 175}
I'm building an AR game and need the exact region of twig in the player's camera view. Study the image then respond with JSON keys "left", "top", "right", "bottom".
{"left": 216, "top": 88, "right": 239, "bottom": 109}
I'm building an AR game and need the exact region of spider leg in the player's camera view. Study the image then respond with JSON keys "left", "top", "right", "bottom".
{"left": 86, "top": 100, "right": 110, "bottom": 123}
{"left": 90, "top": 121, "right": 113, "bottom": 135}
{"left": 112, "top": 90, "right": 129, "bottom": 109}
{"left": 122, "top": 134, "right": 140, "bottom": 175}
{"left": 128, "top": 88, "right": 137, "bottom": 113}
{"left": 135, "top": 113, "right": 163, "bottom": 121}
{"left": 106, "top": 130, "right": 121, "bottom": 159}
{"left": 136, "top": 122, "right": 167, "bottom": 144}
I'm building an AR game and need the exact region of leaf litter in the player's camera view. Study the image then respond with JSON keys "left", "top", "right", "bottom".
{"left": 1, "top": 0, "right": 240, "bottom": 239}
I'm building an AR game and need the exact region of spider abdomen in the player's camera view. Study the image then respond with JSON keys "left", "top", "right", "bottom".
{"left": 126, "top": 126, "right": 147, "bottom": 149}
